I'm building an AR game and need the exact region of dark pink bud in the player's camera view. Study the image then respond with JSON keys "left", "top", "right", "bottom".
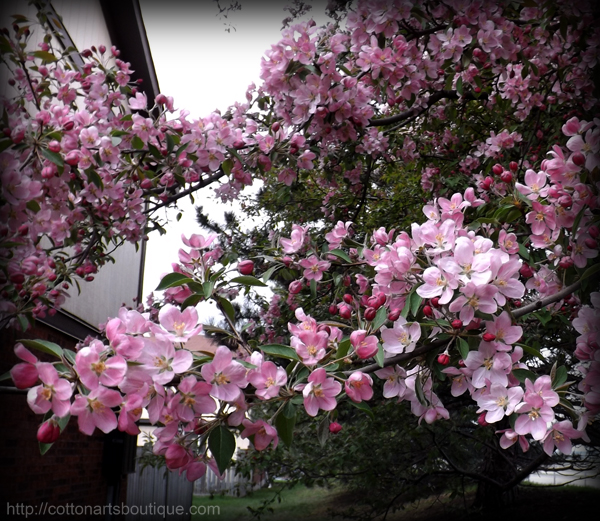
{"left": 37, "top": 419, "right": 60, "bottom": 444}
{"left": 238, "top": 260, "right": 254, "bottom": 275}
{"left": 500, "top": 171, "right": 513, "bottom": 183}
{"left": 477, "top": 413, "right": 488, "bottom": 426}
{"left": 509, "top": 161, "right": 518, "bottom": 172}
{"left": 339, "top": 304, "right": 352, "bottom": 320}
{"left": 451, "top": 319, "right": 463, "bottom": 330}
{"left": 329, "top": 422, "right": 343, "bottom": 434}
{"left": 437, "top": 353, "right": 450, "bottom": 366}
{"left": 289, "top": 280, "right": 303, "bottom": 294}
{"left": 571, "top": 152, "right": 585, "bottom": 167}
{"left": 387, "top": 308, "right": 401, "bottom": 321}
{"left": 329, "top": 304, "right": 338, "bottom": 315}
{"left": 364, "top": 307, "right": 377, "bottom": 321}
{"left": 492, "top": 164, "right": 503, "bottom": 175}
{"left": 482, "top": 333, "right": 496, "bottom": 342}
{"left": 343, "top": 294, "right": 353, "bottom": 305}
{"left": 423, "top": 305, "right": 433, "bottom": 318}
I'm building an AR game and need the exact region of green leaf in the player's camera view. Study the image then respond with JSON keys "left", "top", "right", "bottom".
{"left": 552, "top": 365, "right": 568, "bottom": 389}
{"left": 230, "top": 275, "right": 267, "bottom": 287}
{"left": 208, "top": 426, "right": 235, "bottom": 475}
{"left": 181, "top": 294, "right": 203, "bottom": 310}
{"left": 317, "top": 415, "right": 330, "bottom": 447}
{"left": 131, "top": 135, "right": 144, "bottom": 150}
{"left": 0, "top": 370, "right": 13, "bottom": 383}
{"left": 518, "top": 242, "right": 530, "bottom": 261}
{"left": 0, "top": 138, "right": 12, "bottom": 154}
{"left": 533, "top": 310, "right": 552, "bottom": 327}
{"left": 26, "top": 200, "right": 41, "bottom": 213}
{"left": 166, "top": 133, "right": 175, "bottom": 153}
{"left": 202, "top": 281, "right": 214, "bottom": 299}
{"left": 217, "top": 296, "right": 235, "bottom": 324}
{"left": 39, "top": 414, "right": 70, "bottom": 455}
{"left": 457, "top": 337, "right": 470, "bottom": 360}
{"left": 336, "top": 338, "right": 351, "bottom": 359}
{"left": 375, "top": 343, "right": 385, "bottom": 368}
{"left": 370, "top": 306, "right": 388, "bottom": 332}
{"left": 275, "top": 404, "right": 296, "bottom": 447}
{"left": 261, "top": 344, "right": 299, "bottom": 361}
{"left": 348, "top": 400, "right": 374, "bottom": 420}
{"left": 328, "top": 249, "right": 352, "bottom": 263}
{"left": 580, "top": 262, "right": 600, "bottom": 283}
{"left": 41, "top": 148, "right": 64, "bottom": 168}
{"left": 261, "top": 264, "right": 281, "bottom": 283}
{"left": 84, "top": 167, "right": 103, "bottom": 189}
{"left": 310, "top": 279, "right": 317, "bottom": 299}
{"left": 401, "top": 291, "right": 413, "bottom": 319}
{"left": 221, "top": 158, "right": 233, "bottom": 175}
{"left": 517, "top": 343, "right": 547, "bottom": 362}
{"left": 456, "top": 76, "right": 463, "bottom": 96}
{"left": 63, "top": 349, "right": 76, "bottom": 365}
{"left": 155, "top": 272, "right": 193, "bottom": 291}
{"left": 31, "top": 50, "right": 57, "bottom": 62}
{"left": 18, "top": 339, "right": 63, "bottom": 359}
{"left": 410, "top": 294, "right": 423, "bottom": 318}
{"left": 512, "top": 368, "right": 537, "bottom": 384}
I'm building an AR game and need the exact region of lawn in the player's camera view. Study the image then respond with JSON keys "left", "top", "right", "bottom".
{"left": 192, "top": 483, "right": 600, "bottom": 521}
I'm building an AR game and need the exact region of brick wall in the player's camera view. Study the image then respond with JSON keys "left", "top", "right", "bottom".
{"left": 0, "top": 322, "right": 128, "bottom": 520}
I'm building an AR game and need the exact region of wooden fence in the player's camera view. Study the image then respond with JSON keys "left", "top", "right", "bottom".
{"left": 125, "top": 448, "right": 266, "bottom": 521}
{"left": 125, "top": 448, "right": 194, "bottom": 521}
{"left": 193, "top": 467, "right": 266, "bottom": 497}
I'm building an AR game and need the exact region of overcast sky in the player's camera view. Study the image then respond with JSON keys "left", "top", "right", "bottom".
{"left": 139, "top": 0, "right": 329, "bottom": 300}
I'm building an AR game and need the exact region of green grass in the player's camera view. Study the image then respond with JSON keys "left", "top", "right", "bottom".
{"left": 191, "top": 483, "right": 343, "bottom": 521}
{"left": 191, "top": 483, "right": 600, "bottom": 521}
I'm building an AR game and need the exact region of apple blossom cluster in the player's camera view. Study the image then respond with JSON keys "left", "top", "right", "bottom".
{"left": 3, "top": 0, "right": 600, "bottom": 480}
{"left": 2, "top": 1, "right": 599, "bottom": 332}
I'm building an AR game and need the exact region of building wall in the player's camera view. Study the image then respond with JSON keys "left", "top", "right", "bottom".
{"left": 0, "top": 323, "right": 129, "bottom": 521}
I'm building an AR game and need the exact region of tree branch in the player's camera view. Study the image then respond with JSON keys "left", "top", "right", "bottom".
{"left": 512, "top": 279, "right": 582, "bottom": 319}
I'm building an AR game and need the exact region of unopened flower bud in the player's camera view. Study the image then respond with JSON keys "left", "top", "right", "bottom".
{"left": 238, "top": 260, "right": 254, "bottom": 275}
{"left": 329, "top": 422, "right": 343, "bottom": 434}
{"left": 451, "top": 319, "right": 463, "bottom": 330}
{"left": 37, "top": 419, "right": 60, "bottom": 444}
{"left": 437, "top": 353, "right": 450, "bottom": 365}
{"left": 482, "top": 333, "right": 496, "bottom": 342}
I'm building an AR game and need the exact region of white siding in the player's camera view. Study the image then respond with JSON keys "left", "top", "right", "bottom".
{"left": 1, "top": 0, "right": 145, "bottom": 329}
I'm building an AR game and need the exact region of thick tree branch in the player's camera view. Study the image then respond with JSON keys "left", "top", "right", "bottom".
{"left": 512, "top": 279, "right": 583, "bottom": 319}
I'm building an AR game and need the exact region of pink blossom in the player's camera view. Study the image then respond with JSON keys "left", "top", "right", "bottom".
{"left": 350, "top": 330, "right": 379, "bottom": 359}
{"left": 484, "top": 312, "right": 522, "bottom": 348}
{"left": 375, "top": 365, "right": 407, "bottom": 398}
{"left": 174, "top": 376, "right": 215, "bottom": 422}
{"left": 380, "top": 317, "right": 420, "bottom": 355}
{"left": 299, "top": 255, "right": 331, "bottom": 281}
{"left": 201, "top": 346, "right": 247, "bottom": 402}
{"left": 291, "top": 330, "right": 328, "bottom": 365}
{"left": 303, "top": 368, "right": 341, "bottom": 417}
{"left": 476, "top": 383, "right": 523, "bottom": 423}
{"left": 542, "top": 420, "right": 581, "bottom": 456}
{"left": 247, "top": 361, "right": 287, "bottom": 399}
{"left": 10, "top": 343, "right": 39, "bottom": 389}
{"left": 70, "top": 385, "right": 123, "bottom": 435}
{"left": 241, "top": 419, "right": 278, "bottom": 450}
{"left": 137, "top": 336, "right": 193, "bottom": 385}
{"left": 448, "top": 282, "right": 498, "bottom": 324}
{"left": 280, "top": 224, "right": 306, "bottom": 253}
{"left": 27, "top": 363, "right": 72, "bottom": 417}
{"left": 344, "top": 371, "right": 373, "bottom": 403}
{"left": 75, "top": 346, "right": 127, "bottom": 390}
{"left": 154, "top": 304, "right": 203, "bottom": 342}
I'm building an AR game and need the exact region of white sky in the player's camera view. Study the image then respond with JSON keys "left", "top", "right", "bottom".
{"left": 139, "top": 0, "right": 329, "bottom": 299}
